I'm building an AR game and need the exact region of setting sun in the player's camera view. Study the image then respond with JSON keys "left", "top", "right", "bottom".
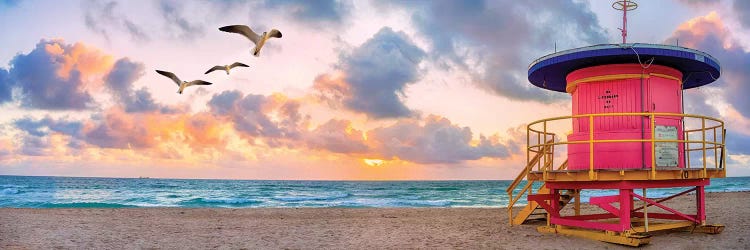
{"left": 363, "top": 158, "right": 385, "bottom": 167}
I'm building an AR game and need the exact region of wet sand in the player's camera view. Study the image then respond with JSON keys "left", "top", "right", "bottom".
{"left": 1, "top": 192, "right": 748, "bottom": 249}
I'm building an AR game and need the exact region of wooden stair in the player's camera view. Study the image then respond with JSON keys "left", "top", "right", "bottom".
{"left": 507, "top": 137, "right": 576, "bottom": 225}
{"left": 511, "top": 186, "right": 577, "bottom": 225}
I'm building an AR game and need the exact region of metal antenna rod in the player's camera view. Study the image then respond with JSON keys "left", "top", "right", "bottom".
{"left": 613, "top": 0, "right": 638, "bottom": 43}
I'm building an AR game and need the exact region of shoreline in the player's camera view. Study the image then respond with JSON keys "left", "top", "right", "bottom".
{"left": 2, "top": 192, "right": 749, "bottom": 249}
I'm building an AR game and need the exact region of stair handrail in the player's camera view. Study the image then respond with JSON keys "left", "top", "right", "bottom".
{"left": 510, "top": 156, "right": 558, "bottom": 207}
{"left": 508, "top": 159, "right": 570, "bottom": 226}
{"left": 506, "top": 139, "right": 553, "bottom": 194}
{"left": 507, "top": 138, "right": 554, "bottom": 216}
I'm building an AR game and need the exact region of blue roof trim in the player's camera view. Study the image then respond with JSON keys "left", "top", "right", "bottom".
{"left": 527, "top": 43, "right": 721, "bottom": 92}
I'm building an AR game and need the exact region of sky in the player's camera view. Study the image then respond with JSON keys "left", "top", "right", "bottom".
{"left": 0, "top": 0, "right": 748, "bottom": 180}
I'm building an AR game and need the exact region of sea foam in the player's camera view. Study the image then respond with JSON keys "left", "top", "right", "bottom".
{"left": 178, "top": 197, "right": 262, "bottom": 207}
{"left": 272, "top": 192, "right": 351, "bottom": 202}
{"left": 1, "top": 176, "right": 749, "bottom": 208}
{"left": 1, "top": 188, "right": 19, "bottom": 195}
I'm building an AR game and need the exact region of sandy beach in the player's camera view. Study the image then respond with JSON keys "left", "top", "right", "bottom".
{"left": 1, "top": 192, "right": 749, "bottom": 249}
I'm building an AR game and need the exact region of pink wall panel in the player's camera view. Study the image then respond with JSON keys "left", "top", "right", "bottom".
{"left": 565, "top": 64, "right": 684, "bottom": 170}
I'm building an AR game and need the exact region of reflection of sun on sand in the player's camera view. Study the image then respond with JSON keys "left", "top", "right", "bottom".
{"left": 363, "top": 158, "right": 385, "bottom": 167}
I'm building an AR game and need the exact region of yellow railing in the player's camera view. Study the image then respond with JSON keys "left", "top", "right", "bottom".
{"left": 526, "top": 112, "right": 726, "bottom": 180}
{"left": 507, "top": 138, "right": 570, "bottom": 225}
{"left": 527, "top": 125, "right": 556, "bottom": 173}
{"left": 508, "top": 138, "right": 553, "bottom": 207}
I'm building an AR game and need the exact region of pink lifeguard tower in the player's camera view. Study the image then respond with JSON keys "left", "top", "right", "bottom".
{"left": 506, "top": 1, "right": 727, "bottom": 246}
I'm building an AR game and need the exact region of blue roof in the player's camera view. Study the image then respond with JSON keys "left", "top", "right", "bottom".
{"left": 527, "top": 43, "right": 721, "bottom": 92}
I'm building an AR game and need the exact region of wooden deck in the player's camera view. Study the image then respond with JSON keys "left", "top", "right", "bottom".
{"left": 527, "top": 167, "right": 725, "bottom": 182}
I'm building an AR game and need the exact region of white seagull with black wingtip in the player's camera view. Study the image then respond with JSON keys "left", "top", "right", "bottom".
{"left": 204, "top": 62, "right": 249, "bottom": 75}
{"left": 219, "top": 25, "right": 282, "bottom": 57}
{"left": 156, "top": 70, "right": 213, "bottom": 94}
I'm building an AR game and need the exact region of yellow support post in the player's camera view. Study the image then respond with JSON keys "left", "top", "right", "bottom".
{"left": 702, "top": 118, "right": 707, "bottom": 176}
{"left": 721, "top": 127, "right": 727, "bottom": 171}
{"left": 538, "top": 130, "right": 542, "bottom": 170}
{"left": 526, "top": 125, "right": 530, "bottom": 174}
{"left": 589, "top": 116, "right": 595, "bottom": 180}
{"left": 685, "top": 130, "right": 691, "bottom": 168}
{"left": 651, "top": 115, "right": 656, "bottom": 179}
{"left": 543, "top": 121, "right": 548, "bottom": 172}
{"left": 713, "top": 127, "right": 718, "bottom": 168}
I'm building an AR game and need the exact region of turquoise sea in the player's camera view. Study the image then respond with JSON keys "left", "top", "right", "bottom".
{"left": 1, "top": 175, "right": 748, "bottom": 208}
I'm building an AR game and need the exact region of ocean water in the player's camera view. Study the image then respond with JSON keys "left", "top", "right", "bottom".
{"left": 0, "top": 175, "right": 748, "bottom": 208}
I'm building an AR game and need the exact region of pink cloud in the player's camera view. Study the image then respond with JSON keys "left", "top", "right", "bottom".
{"left": 668, "top": 12, "right": 750, "bottom": 116}
{"left": 365, "top": 115, "right": 510, "bottom": 164}
{"left": 667, "top": 12, "right": 750, "bottom": 155}
{"left": 313, "top": 73, "right": 350, "bottom": 109}
{"left": 42, "top": 40, "right": 114, "bottom": 81}
{"left": 5, "top": 37, "right": 516, "bottom": 169}
{"left": 8, "top": 39, "right": 116, "bottom": 109}
{"left": 305, "top": 119, "right": 368, "bottom": 154}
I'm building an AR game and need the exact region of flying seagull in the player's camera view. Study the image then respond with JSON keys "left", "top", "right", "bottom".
{"left": 155, "top": 70, "right": 213, "bottom": 94}
{"left": 205, "top": 62, "right": 249, "bottom": 75}
{"left": 219, "top": 25, "right": 282, "bottom": 57}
